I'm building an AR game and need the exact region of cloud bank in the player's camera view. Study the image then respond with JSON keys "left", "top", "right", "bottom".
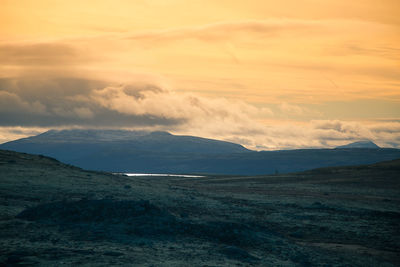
{"left": 0, "top": 76, "right": 399, "bottom": 149}
{"left": 0, "top": 76, "right": 272, "bottom": 129}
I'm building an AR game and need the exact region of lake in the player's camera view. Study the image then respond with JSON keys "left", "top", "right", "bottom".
{"left": 123, "top": 173, "right": 205, "bottom": 178}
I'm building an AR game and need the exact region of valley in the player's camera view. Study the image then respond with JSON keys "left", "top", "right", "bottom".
{"left": 0, "top": 149, "right": 399, "bottom": 266}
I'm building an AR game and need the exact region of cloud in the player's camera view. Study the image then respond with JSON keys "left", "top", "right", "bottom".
{"left": 279, "top": 102, "right": 305, "bottom": 115}
{"left": 124, "top": 19, "right": 324, "bottom": 44}
{"left": 1, "top": 18, "right": 399, "bottom": 105}
{"left": 0, "top": 43, "right": 88, "bottom": 67}
{"left": 0, "top": 90, "right": 46, "bottom": 115}
{"left": 0, "top": 18, "right": 399, "bottom": 149}
{"left": 342, "top": 45, "right": 400, "bottom": 60}
{"left": 0, "top": 77, "right": 179, "bottom": 127}
{"left": 92, "top": 83, "right": 273, "bottom": 123}
{"left": 0, "top": 74, "right": 399, "bottom": 149}
{"left": 0, "top": 76, "right": 273, "bottom": 131}
{"left": 278, "top": 102, "right": 323, "bottom": 118}
{"left": 218, "top": 120, "right": 400, "bottom": 150}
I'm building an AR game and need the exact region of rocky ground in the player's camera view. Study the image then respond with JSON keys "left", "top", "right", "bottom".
{"left": 0, "top": 149, "right": 399, "bottom": 266}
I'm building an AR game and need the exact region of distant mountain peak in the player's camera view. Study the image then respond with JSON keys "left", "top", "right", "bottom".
{"left": 336, "top": 140, "right": 380, "bottom": 149}
{"left": 1, "top": 128, "right": 249, "bottom": 154}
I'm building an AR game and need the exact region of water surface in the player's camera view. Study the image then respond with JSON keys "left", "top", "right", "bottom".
{"left": 124, "top": 173, "right": 205, "bottom": 178}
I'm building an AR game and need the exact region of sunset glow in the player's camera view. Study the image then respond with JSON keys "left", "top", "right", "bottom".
{"left": 1, "top": 0, "right": 399, "bottom": 149}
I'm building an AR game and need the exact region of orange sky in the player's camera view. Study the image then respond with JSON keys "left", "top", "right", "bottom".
{"left": 0, "top": 0, "right": 399, "bottom": 149}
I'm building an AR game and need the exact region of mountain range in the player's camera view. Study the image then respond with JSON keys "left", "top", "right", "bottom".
{"left": 1, "top": 129, "right": 398, "bottom": 175}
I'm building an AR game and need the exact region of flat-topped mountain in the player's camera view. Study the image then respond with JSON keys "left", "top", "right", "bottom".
{"left": 1, "top": 129, "right": 400, "bottom": 175}
{"left": 5, "top": 129, "right": 249, "bottom": 154}
{"left": 336, "top": 140, "right": 380, "bottom": 149}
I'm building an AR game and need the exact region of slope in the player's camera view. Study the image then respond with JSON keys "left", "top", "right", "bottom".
{"left": 0, "top": 149, "right": 399, "bottom": 265}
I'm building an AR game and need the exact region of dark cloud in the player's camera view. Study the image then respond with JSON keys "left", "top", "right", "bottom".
{"left": 0, "top": 77, "right": 104, "bottom": 101}
{"left": 0, "top": 74, "right": 275, "bottom": 142}
{"left": 0, "top": 77, "right": 184, "bottom": 127}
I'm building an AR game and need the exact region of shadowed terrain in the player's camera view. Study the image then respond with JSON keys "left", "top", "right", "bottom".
{"left": 0, "top": 149, "right": 399, "bottom": 266}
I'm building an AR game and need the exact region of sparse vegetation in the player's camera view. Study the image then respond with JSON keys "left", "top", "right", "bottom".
{"left": 0, "top": 149, "right": 399, "bottom": 266}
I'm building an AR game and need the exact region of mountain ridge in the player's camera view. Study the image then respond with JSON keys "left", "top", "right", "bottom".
{"left": 1, "top": 129, "right": 400, "bottom": 175}
{"left": 1, "top": 129, "right": 249, "bottom": 154}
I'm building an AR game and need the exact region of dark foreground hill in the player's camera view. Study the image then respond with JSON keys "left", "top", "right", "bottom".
{"left": 1, "top": 129, "right": 400, "bottom": 175}
{"left": 0, "top": 149, "right": 399, "bottom": 266}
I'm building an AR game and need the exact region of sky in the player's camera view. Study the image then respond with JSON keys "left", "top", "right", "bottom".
{"left": 1, "top": 0, "right": 399, "bottom": 149}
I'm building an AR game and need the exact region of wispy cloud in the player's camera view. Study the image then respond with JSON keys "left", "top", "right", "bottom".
{"left": 1, "top": 18, "right": 399, "bottom": 102}
{"left": 124, "top": 19, "right": 324, "bottom": 43}
{"left": 0, "top": 43, "right": 89, "bottom": 67}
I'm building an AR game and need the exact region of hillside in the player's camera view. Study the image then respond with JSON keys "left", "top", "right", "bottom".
{"left": 0, "top": 149, "right": 399, "bottom": 266}
{"left": 1, "top": 130, "right": 400, "bottom": 175}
